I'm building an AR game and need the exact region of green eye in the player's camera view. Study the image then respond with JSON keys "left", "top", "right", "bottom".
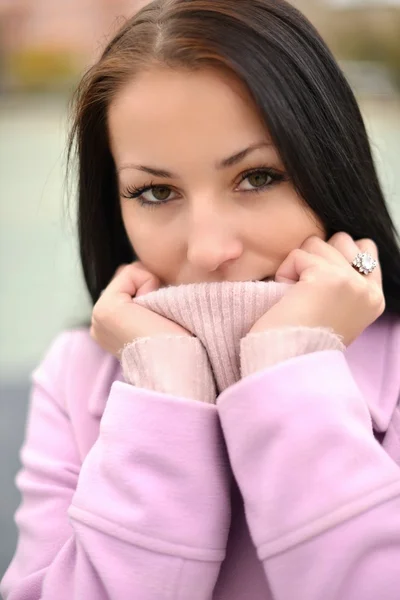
{"left": 152, "top": 186, "right": 171, "bottom": 201}
{"left": 247, "top": 172, "right": 270, "bottom": 188}
{"left": 237, "top": 168, "right": 285, "bottom": 193}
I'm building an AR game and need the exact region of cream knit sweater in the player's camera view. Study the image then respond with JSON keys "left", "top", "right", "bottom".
{"left": 120, "top": 281, "right": 345, "bottom": 403}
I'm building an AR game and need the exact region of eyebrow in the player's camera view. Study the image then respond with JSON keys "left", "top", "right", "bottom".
{"left": 117, "top": 142, "right": 273, "bottom": 178}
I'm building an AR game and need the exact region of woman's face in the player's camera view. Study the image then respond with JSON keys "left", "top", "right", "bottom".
{"left": 108, "top": 67, "right": 326, "bottom": 286}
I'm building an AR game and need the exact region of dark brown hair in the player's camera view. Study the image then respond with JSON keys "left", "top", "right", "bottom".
{"left": 68, "top": 0, "right": 400, "bottom": 314}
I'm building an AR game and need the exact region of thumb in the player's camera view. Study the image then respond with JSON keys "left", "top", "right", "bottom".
{"left": 112, "top": 264, "right": 128, "bottom": 280}
{"left": 135, "top": 276, "right": 161, "bottom": 298}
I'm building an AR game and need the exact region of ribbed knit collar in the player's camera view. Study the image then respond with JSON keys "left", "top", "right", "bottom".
{"left": 87, "top": 282, "right": 399, "bottom": 435}
{"left": 134, "top": 281, "right": 291, "bottom": 392}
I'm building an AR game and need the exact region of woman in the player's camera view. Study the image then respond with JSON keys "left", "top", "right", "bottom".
{"left": 2, "top": 0, "right": 400, "bottom": 598}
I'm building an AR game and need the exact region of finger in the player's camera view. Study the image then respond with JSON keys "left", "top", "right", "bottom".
{"left": 326, "top": 232, "right": 361, "bottom": 266}
{"left": 136, "top": 276, "right": 161, "bottom": 297}
{"left": 100, "top": 263, "right": 129, "bottom": 296}
{"left": 112, "top": 264, "right": 128, "bottom": 280}
{"left": 301, "top": 235, "right": 349, "bottom": 267}
{"left": 105, "top": 262, "right": 158, "bottom": 300}
{"left": 133, "top": 262, "right": 162, "bottom": 296}
{"left": 275, "top": 248, "right": 325, "bottom": 283}
{"left": 329, "top": 233, "right": 381, "bottom": 284}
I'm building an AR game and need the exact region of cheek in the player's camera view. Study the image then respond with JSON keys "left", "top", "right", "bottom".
{"left": 280, "top": 210, "right": 324, "bottom": 242}
{"left": 121, "top": 206, "right": 182, "bottom": 271}
{"left": 250, "top": 199, "right": 325, "bottom": 258}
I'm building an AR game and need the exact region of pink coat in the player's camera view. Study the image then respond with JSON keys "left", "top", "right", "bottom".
{"left": 2, "top": 314, "right": 400, "bottom": 599}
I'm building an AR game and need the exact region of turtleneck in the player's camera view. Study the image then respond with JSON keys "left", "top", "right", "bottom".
{"left": 120, "top": 281, "right": 345, "bottom": 402}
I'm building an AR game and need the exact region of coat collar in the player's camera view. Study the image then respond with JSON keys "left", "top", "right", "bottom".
{"left": 88, "top": 355, "right": 123, "bottom": 417}
{"left": 345, "top": 313, "right": 400, "bottom": 432}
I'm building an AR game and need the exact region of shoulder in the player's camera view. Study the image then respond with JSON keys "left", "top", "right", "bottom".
{"left": 33, "top": 328, "right": 106, "bottom": 381}
{"left": 32, "top": 328, "right": 120, "bottom": 415}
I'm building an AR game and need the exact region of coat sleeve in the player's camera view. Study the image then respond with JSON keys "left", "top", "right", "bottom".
{"left": 218, "top": 350, "right": 400, "bottom": 600}
{"left": 1, "top": 332, "right": 231, "bottom": 600}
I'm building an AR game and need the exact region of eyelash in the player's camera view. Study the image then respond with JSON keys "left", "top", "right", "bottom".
{"left": 121, "top": 167, "right": 287, "bottom": 209}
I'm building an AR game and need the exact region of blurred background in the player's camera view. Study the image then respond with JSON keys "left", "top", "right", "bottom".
{"left": 0, "top": 0, "right": 399, "bottom": 578}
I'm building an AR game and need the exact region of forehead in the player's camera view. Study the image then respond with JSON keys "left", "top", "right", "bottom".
{"left": 108, "top": 67, "right": 268, "bottom": 165}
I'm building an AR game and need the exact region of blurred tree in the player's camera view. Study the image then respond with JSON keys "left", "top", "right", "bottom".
{"left": 7, "top": 47, "right": 80, "bottom": 92}
{"left": 319, "top": 5, "right": 400, "bottom": 90}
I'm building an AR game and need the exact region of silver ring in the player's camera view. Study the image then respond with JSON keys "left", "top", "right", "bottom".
{"left": 352, "top": 252, "right": 377, "bottom": 275}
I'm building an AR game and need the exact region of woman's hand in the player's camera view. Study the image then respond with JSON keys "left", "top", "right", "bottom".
{"left": 91, "top": 262, "right": 192, "bottom": 357}
{"left": 250, "top": 233, "right": 385, "bottom": 346}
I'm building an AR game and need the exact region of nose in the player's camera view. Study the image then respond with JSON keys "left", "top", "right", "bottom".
{"left": 186, "top": 209, "right": 243, "bottom": 273}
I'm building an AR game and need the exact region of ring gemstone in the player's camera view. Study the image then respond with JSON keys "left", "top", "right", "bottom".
{"left": 352, "top": 252, "right": 378, "bottom": 275}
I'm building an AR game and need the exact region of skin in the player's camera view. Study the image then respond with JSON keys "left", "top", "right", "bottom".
{"left": 100, "top": 66, "right": 384, "bottom": 353}
{"left": 108, "top": 67, "right": 326, "bottom": 286}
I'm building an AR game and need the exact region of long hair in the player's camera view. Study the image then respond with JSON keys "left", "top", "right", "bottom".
{"left": 67, "top": 0, "right": 400, "bottom": 314}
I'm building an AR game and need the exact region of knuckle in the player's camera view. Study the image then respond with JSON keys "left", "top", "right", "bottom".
{"left": 331, "top": 231, "right": 352, "bottom": 245}
{"left": 358, "top": 238, "right": 377, "bottom": 250}
{"left": 368, "top": 283, "right": 385, "bottom": 309}
{"left": 129, "top": 261, "right": 145, "bottom": 273}
{"left": 92, "top": 303, "right": 108, "bottom": 324}
{"left": 118, "top": 264, "right": 131, "bottom": 277}
{"left": 301, "top": 236, "right": 320, "bottom": 251}
{"left": 114, "top": 265, "right": 128, "bottom": 278}
{"left": 291, "top": 248, "right": 304, "bottom": 259}
{"left": 126, "top": 262, "right": 145, "bottom": 279}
